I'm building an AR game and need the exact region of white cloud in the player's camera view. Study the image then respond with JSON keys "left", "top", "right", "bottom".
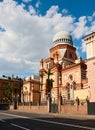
{"left": 80, "top": 16, "right": 95, "bottom": 54}
{"left": 87, "top": 12, "right": 95, "bottom": 22}
{"left": 90, "top": 21, "right": 95, "bottom": 32}
{"left": 35, "top": 0, "right": 41, "bottom": 8}
{"left": 0, "top": 0, "right": 95, "bottom": 77}
{"left": 62, "top": 9, "right": 68, "bottom": 14}
{"left": 46, "top": 6, "right": 59, "bottom": 18}
{"left": 81, "top": 39, "right": 86, "bottom": 53}
{"left": 72, "top": 16, "right": 88, "bottom": 39}
{"left": 29, "top": 5, "right": 36, "bottom": 15}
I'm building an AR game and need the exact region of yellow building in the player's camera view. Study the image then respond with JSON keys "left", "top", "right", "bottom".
{"left": 39, "top": 31, "right": 88, "bottom": 105}
{"left": 22, "top": 75, "right": 40, "bottom": 104}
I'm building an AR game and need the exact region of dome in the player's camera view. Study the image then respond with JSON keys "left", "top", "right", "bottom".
{"left": 53, "top": 31, "right": 73, "bottom": 46}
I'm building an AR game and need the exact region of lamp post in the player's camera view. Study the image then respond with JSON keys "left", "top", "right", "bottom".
{"left": 29, "top": 92, "right": 31, "bottom": 107}
{"left": 58, "top": 72, "right": 62, "bottom": 113}
{"left": 13, "top": 94, "right": 19, "bottom": 110}
{"left": 22, "top": 91, "right": 24, "bottom": 107}
{"left": 39, "top": 83, "right": 43, "bottom": 105}
{"left": 31, "top": 84, "right": 34, "bottom": 104}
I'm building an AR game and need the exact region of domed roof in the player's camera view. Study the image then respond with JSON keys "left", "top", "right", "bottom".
{"left": 53, "top": 31, "right": 73, "bottom": 46}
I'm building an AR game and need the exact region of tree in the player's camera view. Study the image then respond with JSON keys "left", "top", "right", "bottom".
{"left": 40, "top": 71, "right": 44, "bottom": 86}
{"left": 3, "top": 84, "right": 13, "bottom": 103}
{"left": 45, "top": 68, "right": 54, "bottom": 112}
{"left": 45, "top": 78, "right": 54, "bottom": 95}
{"left": 45, "top": 68, "right": 54, "bottom": 95}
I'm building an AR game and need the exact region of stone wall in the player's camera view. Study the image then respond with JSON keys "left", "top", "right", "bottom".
{"left": 10, "top": 103, "right": 87, "bottom": 115}
{"left": 60, "top": 103, "right": 87, "bottom": 115}
{"left": 10, "top": 105, "right": 48, "bottom": 113}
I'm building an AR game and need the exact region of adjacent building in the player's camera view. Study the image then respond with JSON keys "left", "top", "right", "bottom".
{"left": 83, "top": 32, "right": 95, "bottom": 102}
{"left": 0, "top": 75, "right": 22, "bottom": 102}
{"left": 22, "top": 75, "right": 40, "bottom": 104}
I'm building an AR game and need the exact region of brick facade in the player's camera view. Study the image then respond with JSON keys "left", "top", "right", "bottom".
{"left": 39, "top": 31, "right": 88, "bottom": 105}
{"left": 0, "top": 76, "right": 22, "bottom": 102}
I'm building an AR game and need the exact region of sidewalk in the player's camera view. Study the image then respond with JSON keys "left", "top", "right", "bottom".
{"left": 10, "top": 108, "right": 95, "bottom": 120}
{"left": 56, "top": 113, "right": 95, "bottom": 120}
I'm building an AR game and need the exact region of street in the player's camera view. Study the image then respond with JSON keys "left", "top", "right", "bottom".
{"left": 0, "top": 111, "right": 95, "bottom": 130}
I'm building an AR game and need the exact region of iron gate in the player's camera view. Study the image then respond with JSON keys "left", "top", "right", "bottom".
{"left": 50, "top": 103, "right": 58, "bottom": 113}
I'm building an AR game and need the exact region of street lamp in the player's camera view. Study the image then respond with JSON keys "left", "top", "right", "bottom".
{"left": 13, "top": 94, "right": 19, "bottom": 110}
{"left": 31, "top": 84, "right": 34, "bottom": 104}
{"left": 29, "top": 92, "right": 31, "bottom": 107}
{"left": 58, "top": 72, "right": 62, "bottom": 113}
{"left": 21, "top": 91, "right": 24, "bottom": 106}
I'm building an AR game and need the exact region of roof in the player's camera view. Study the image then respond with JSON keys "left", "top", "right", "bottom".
{"left": 52, "top": 31, "right": 73, "bottom": 46}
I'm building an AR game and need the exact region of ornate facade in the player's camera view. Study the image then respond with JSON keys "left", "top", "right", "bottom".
{"left": 40, "top": 31, "right": 88, "bottom": 104}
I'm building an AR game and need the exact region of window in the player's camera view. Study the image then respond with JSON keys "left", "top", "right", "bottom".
{"left": 69, "top": 74, "right": 73, "bottom": 80}
{"left": 66, "top": 83, "right": 70, "bottom": 100}
{"left": 67, "top": 87, "right": 70, "bottom": 100}
{"left": 87, "top": 42, "right": 93, "bottom": 58}
{"left": 72, "top": 81, "right": 76, "bottom": 90}
{"left": 47, "top": 63, "right": 50, "bottom": 69}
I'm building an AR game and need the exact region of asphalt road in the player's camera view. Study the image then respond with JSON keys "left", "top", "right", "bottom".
{"left": 0, "top": 110, "right": 95, "bottom": 130}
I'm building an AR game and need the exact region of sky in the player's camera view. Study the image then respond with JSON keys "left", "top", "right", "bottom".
{"left": 0, "top": 0, "right": 95, "bottom": 78}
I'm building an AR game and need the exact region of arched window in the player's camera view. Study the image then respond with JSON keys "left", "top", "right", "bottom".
{"left": 72, "top": 81, "right": 76, "bottom": 90}
{"left": 66, "top": 82, "right": 70, "bottom": 100}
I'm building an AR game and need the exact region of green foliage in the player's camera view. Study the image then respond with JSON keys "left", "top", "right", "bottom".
{"left": 46, "top": 78, "right": 54, "bottom": 93}
{"left": 3, "top": 84, "right": 13, "bottom": 102}
{"left": 45, "top": 68, "right": 53, "bottom": 79}
{"left": 40, "top": 71, "right": 44, "bottom": 78}
{"left": 45, "top": 68, "right": 54, "bottom": 94}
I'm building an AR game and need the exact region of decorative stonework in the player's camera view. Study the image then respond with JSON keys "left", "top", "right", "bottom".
{"left": 40, "top": 31, "right": 88, "bottom": 103}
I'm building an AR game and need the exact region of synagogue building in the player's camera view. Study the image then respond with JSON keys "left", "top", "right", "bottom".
{"left": 39, "top": 31, "right": 88, "bottom": 104}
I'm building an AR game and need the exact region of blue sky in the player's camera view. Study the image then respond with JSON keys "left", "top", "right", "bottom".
{"left": 0, "top": 0, "right": 95, "bottom": 77}
{"left": 19, "top": 0, "right": 95, "bottom": 17}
